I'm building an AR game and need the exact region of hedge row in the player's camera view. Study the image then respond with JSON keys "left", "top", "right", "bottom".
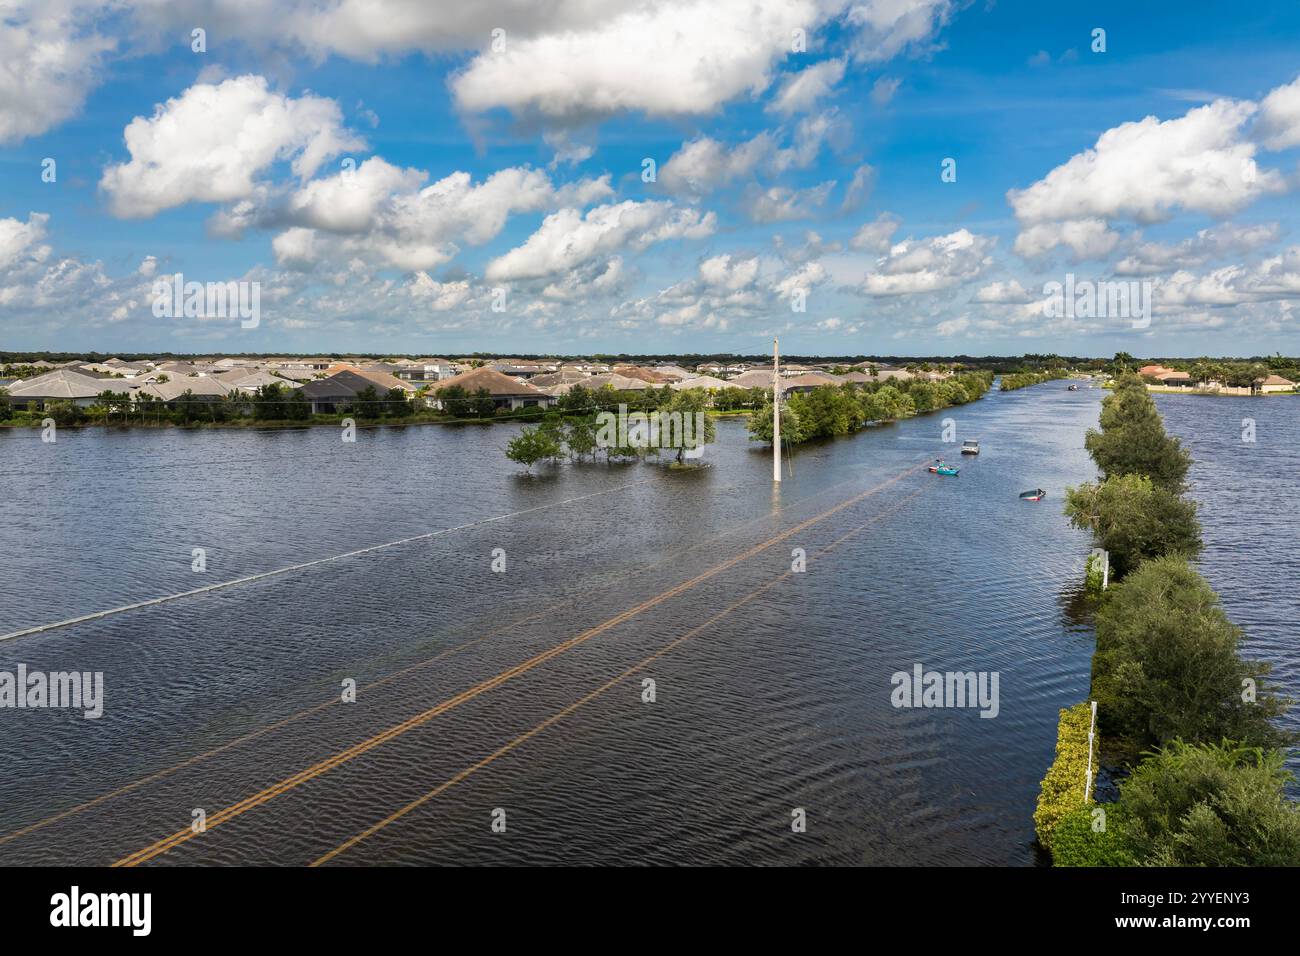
{"left": 1032, "top": 702, "right": 1094, "bottom": 851}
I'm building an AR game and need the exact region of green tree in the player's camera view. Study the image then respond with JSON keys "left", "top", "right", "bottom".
{"left": 788, "top": 386, "right": 859, "bottom": 439}
{"left": 253, "top": 382, "right": 290, "bottom": 421}
{"left": 285, "top": 389, "right": 310, "bottom": 420}
{"left": 1084, "top": 375, "right": 1191, "bottom": 489}
{"left": 1063, "top": 474, "right": 1202, "bottom": 577}
{"left": 747, "top": 394, "right": 806, "bottom": 445}
{"left": 658, "top": 388, "right": 717, "bottom": 462}
{"left": 564, "top": 417, "right": 598, "bottom": 461}
{"left": 556, "top": 384, "right": 595, "bottom": 415}
{"left": 863, "top": 384, "right": 913, "bottom": 420}
{"left": 42, "top": 400, "right": 86, "bottom": 426}
{"left": 437, "top": 385, "right": 473, "bottom": 417}
{"left": 353, "top": 384, "right": 381, "bottom": 419}
{"left": 382, "top": 387, "right": 410, "bottom": 417}
{"left": 471, "top": 387, "right": 496, "bottom": 418}
{"left": 505, "top": 424, "right": 563, "bottom": 471}
{"left": 1091, "top": 556, "right": 1292, "bottom": 760}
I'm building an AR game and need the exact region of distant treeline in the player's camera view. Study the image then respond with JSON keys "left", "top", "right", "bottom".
{"left": 1035, "top": 374, "right": 1299, "bottom": 866}
{"left": 746, "top": 371, "right": 995, "bottom": 446}
{"left": 999, "top": 369, "right": 1070, "bottom": 391}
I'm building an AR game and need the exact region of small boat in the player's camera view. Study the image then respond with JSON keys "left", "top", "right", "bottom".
{"left": 960, "top": 439, "right": 980, "bottom": 455}
{"left": 934, "top": 464, "right": 960, "bottom": 476}
{"left": 1067, "top": 384, "right": 1079, "bottom": 391}
{"left": 1019, "top": 488, "right": 1046, "bottom": 501}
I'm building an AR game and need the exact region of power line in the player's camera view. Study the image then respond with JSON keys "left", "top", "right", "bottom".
{"left": 0, "top": 474, "right": 673, "bottom": 644}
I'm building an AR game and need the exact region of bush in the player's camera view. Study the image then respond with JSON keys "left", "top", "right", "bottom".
{"left": 1092, "top": 556, "right": 1292, "bottom": 761}
{"left": 41, "top": 400, "right": 86, "bottom": 426}
{"left": 1119, "top": 740, "right": 1300, "bottom": 866}
{"left": 1050, "top": 803, "right": 1137, "bottom": 866}
{"left": 1034, "top": 702, "right": 1097, "bottom": 851}
{"left": 1064, "top": 474, "right": 1202, "bottom": 578}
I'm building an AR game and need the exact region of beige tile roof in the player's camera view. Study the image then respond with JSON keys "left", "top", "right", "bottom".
{"left": 430, "top": 366, "right": 546, "bottom": 397}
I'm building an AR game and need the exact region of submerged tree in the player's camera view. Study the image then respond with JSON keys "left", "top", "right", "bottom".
{"left": 505, "top": 425, "right": 563, "bottom": 472}
{"left": 659, "top": 388, "right": 716, "bottom": 463}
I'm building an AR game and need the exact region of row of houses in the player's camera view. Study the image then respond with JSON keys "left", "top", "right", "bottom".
{"left": 1, "top": 359, "right": 419, "bottom": 415}
{"left": 419, "top": 363, "right": 944, "bottom": 410}
{"left": 2, "top": 355, "right": 940, "bottom": 415}
{"left": 1137, "top": 364, "right": 1296, "bottom": 394}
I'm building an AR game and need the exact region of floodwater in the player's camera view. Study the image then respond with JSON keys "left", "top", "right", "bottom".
{"left": 0, "top": 382, "right": 1288, "bottom": 865}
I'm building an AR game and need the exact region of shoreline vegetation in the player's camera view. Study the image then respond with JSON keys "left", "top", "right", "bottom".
{"left": 999, "top": 369, "right": 1070, "bottom": 391}
{"left": 502, "top": 368, "right": 1000, "bottom": 470}
{"left": 1035, "top": 373, "right": 1300, "bottom": 866}
{"left": 746, "top": 370, "right": 995, "bottom": 446}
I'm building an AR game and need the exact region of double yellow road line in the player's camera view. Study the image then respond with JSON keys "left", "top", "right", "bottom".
{"left": 108, "top": 462, "right": 924, "bottom": 867}
{"left": 312, "top": 487, "right": 925, "bottom": 865}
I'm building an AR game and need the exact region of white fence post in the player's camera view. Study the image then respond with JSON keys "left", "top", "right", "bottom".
{"left": 1084, "top": 700, "right": 1098, "bottom": 802}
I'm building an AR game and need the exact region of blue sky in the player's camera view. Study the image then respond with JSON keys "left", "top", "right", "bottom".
{"left": 2, "top": 0, "right": 1299, "bottom": 357}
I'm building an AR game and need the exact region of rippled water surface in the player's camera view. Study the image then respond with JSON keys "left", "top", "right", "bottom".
{"left": 0, "top": 384, "right": 1292, "bottom": 865}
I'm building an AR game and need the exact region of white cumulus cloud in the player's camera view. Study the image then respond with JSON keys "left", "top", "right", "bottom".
{"left": 862, "top": 228, "right": 995, "bottom": 295}
{"left": 100, "top": 75, "right": 366, "bottom": 219}
{"left": 0, "top": 1, "right": 115, "bottom": 144}
{"left": 768, "top": 59, "right": 846, "bottom": 115}
{"left": 1256, "top": 74, "right": 1300, "bottom": 150}
{"left": 451, "top": 0, "right": 820, "bottom": 122}
{"left": 485, "top": 200, "right": 715, "bottom": 281}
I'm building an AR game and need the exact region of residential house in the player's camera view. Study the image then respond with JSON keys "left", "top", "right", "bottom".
{"left": 652, "top": 364, "right": 694, "bottom": 381}
{"left": 139, "top": 376, "right": 232, "bottom": 402}
{"left": 726, "top": 370, "right": 779, "bottom": 389}
{"left": 1138, "top": 364, "right": 1192, "bottom": 387}
{"left": 1256, "top": 374, "right": 1296, "bottom": 394}
{"left": 671, "top": 375, "right": 732, "bottom": 390}
{"left": 297, "top": 370, "right": 395, "bottom": 414}
{"left": 530, "top": 369, "right": 594, "bottom": 388}
{"left": 489, "top": 361, "right": 557, "bottom": 379}
{"left": 213, "top": 369, "right": 301, "bottom": 395}
{"left": 394, "top": 358, "right": 456, "bottom": 383}
{"left": 781, "top": 372, "right": 846, "bottom": 394}
{"left": 3, "top": 369, "right": 110, "bottom": 409}
{"left": 582, "top": 372, "right": 653, "bottom": 391}
{"left": 559, "top": 361, "right": 610, "bottom": 374}
{"left": 429, "top": 366, "right": 555, "bottom": 410}
{"left": 611, "top": 365, "right": 674, "bottom": 384}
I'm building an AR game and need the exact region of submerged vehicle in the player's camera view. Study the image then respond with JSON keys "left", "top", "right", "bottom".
{"left": 1067, "top": 384, "right": 1080, "bottom": 391}
{"left": 961, "top": 439, "right": 980, "bottom": 455}
{"left": 1019, "top": 488, "right": 1046, "bottom": 501}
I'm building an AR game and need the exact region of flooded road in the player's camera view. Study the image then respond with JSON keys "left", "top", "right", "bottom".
{"left": 1, "top": 382, "right": 1248, "bottom": 865}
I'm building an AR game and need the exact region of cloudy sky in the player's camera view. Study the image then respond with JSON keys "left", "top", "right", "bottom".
{"left": 2, "top": 0, "right": 1299, "bottom": 356}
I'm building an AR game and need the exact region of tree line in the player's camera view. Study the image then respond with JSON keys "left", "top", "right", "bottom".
{"left": 999, "top": 369, "right": 1070, "bottom": 391}
{"left": 745, "top": 371, "right": 995, "bottom": 446}
{"left": 1036, "top": 374, "right": 1299, "bottom": 865}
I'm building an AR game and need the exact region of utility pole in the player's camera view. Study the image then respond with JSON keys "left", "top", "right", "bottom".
{"left": 773, "top": 336, "right": 781, "bottom": 483}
